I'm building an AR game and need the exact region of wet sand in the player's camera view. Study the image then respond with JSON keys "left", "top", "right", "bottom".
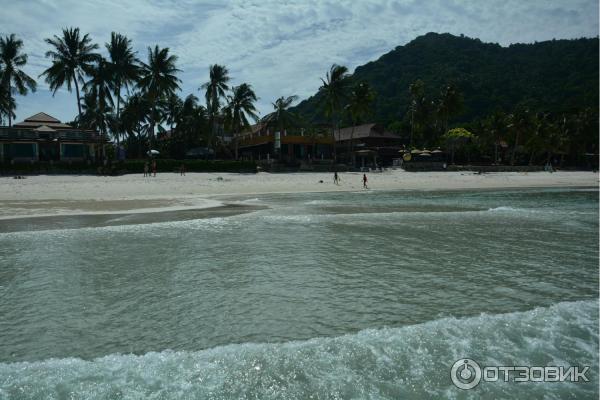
{"left": 0, "top": 204, "right": 265, "bottom": 233}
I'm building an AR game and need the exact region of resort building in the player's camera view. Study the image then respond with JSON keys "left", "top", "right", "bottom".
{"left": 335, "top": 123, "right": 404, "bottom": 166}
{"left": 236, "top": 123, "right": 334, "bottom": 162}
{"left": 0, "top": 113, "right": 103, "bottom": 163}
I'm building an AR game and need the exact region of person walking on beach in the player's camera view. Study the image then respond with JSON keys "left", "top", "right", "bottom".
{"left": 143, "top": 161, "right": 149, "bottom": 177}
{"left": 180, "top": 163, "right": 186, "bottom": 176}
{"left": 334, "top": 171, "right": 340, "bottom": 185}
{"left": 363, "top": 173, "right": 368, "bottom": 189}
{"left": 152, "top": 160, "right": 157, "bottom": 177}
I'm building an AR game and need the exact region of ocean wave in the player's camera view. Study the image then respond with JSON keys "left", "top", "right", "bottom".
{"left": 1, "top": 300, "right": 597, "bottom": 399}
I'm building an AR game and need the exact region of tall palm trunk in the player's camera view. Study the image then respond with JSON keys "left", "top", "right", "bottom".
{"left": 73, "top": 77, "right": 82, "bottom": 121}
{"left": 331, "top": 115, "right": 337, "bottom": 163}
{"left": 510, "top": 131, "right": 520, "bottom": 166}
{"left": 348, "top": 121, "right": 356, "bottom": 166}
{"left": 150, "top": 103, "right": 156, "bottom": 150}
{"left": 410, "top": 109, "right": 414, "bottom": 147}
{"left": 234, "top": 130, "right": 239, "bottom": 160}
{"left": 115, "top": 83, "right": 121, "bottom": 146}
{"left": 7, "top": 81, "right": 12, "bottom": 127}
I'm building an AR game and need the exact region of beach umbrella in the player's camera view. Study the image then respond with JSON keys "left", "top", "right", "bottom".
{"left": 147, "top": 150, "right": 160, "bottom": 156}
{"left": 419, "top": 152, "right": 431, "bottom": 156}
{"left": 411, "top": 149, "right": 422, "bottom": 154}
{"left": 431, "top": 149, "right": 443, "bottom": 154}
{"left": 421, "top": 149, "right": 431, "bottom": 154}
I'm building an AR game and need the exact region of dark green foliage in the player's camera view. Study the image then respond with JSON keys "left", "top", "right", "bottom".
{"left": 293, "top": 33, "right": 599, "bottom": 126}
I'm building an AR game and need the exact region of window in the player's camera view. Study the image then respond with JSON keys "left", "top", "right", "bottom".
{"left": 11, "top": 143, "right": 36, "bottom": 158}
{"left": 61, "top": 144, "right": 86, "bottom": 158}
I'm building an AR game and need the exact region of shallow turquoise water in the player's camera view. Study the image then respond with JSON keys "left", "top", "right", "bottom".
{"left": 0, "top": 187, "right": 598, "bottom": 399}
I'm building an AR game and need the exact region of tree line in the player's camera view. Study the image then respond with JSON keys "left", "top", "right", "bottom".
{"left": 0, "top": 30, "right": 597, "bottom": 167}
{"left": 0, "top": 29, "right": 376, "bottom": 163}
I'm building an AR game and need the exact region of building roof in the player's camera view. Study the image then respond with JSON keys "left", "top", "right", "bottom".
{"left": 34, "top": 125, "right": 57, "bottom": 132}
{"left": 23, "top": 112, "right": 61, "bottom": 123}
{"left": 13, "top": 112, "right": 73, "bottom": 129}
{"left": 334, "top": 123, "right": 400, "bottom": 141}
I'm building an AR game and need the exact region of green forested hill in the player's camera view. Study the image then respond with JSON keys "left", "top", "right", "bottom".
{"left": 292, "top": 33, "right": 598, "bottom": 126}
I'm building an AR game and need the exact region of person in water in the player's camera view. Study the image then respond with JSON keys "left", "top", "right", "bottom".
{"left": 363, "top": 173, "right": 368, "bottom": 189}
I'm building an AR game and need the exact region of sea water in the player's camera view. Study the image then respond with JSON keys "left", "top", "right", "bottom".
{"left": 0, "top": 188, "right": 597, "bottom": 399}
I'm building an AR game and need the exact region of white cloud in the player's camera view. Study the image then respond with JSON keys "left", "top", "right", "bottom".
{"left": 0, "top": 0, "right": 597, "bottom": 122}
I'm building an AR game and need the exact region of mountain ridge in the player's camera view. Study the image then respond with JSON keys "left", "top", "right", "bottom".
{"left": 292, "top": 32, "right": 599, "bottom": 127}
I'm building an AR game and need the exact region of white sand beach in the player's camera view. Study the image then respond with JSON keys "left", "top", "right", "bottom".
{"left": 0, "top": 170, "right": 597, "bottom": 219}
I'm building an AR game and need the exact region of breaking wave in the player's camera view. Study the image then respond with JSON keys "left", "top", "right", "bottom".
{"left": 1, "top": 300, "right": 597, "bottom": 399}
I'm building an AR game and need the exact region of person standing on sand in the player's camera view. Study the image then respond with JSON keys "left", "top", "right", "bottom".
{"left": 180, "top": 163, "right": 186, "bottom": 176}
{"left": 152, "top": 160, "right": 157, "bottom": 177}
{"left": 143, "top": 161, "right": 149, "bottom": 177}
{"left": 363, "top": 173, "right": 368, "bottom": 189}
{"left": 334, "top": 171, "right": 339, "bottom": 185}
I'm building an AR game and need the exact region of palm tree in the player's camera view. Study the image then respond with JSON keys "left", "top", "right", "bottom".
{"left": 507, "top": 108, "right": 532, "bottom": 166}
{"left": 178, "top": 94, "right": 208, "bottom": 152}
{"left": 319, "top": 64, "right": 349, "bottom": 161}
{"left": 224, "top": 83, "right": 259, "bottom": 159}
{"left": 106, "top": 32, "right": 140, "bottom": 145}
{"left": 0, "top": 77, "right": 16, "bottom": 125}
{"left": 165, "top": 93, "right": 183, "bottom": 133}
{"left": 138, "top": 45, "right": 181, "bottom": 148}
{"left": 83, "top": 59, "right": 114, "bottom": 150}
{"left": 485, "top": 111, "right": 508, "bottom": 164}
{"left": 437, "top": 83, "right": 463, "bottom": 135}
{"left": 201, "top": 64, "right": 230, "bottom": 147}
{"left": 40, "top": 27, "right": 100, "bottom": 121}
{"left": 408, "top": 80, "right": 426, "bottom": 147}
{"left": 346, "top": 82, "right": 375, "bottom": 164}
{"left": 0, "top": 34, "right": 37, "bottom": 126}
{"left": 121, "top": 92, "right": 151, "bottom": 157}
{"left": 263, "top": 95, "right": 299, "bottom": 136}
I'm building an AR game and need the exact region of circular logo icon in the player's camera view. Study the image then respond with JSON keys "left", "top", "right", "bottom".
{"left": 451, "top": 358, "right": 482, "bottom": 390}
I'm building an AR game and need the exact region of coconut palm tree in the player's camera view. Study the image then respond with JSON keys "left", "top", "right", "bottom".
{"left": 165, "top": 93, "right": 183, "bottom": 134}
{"left": 40, "top": 28, "right": 100, "bottom": 121}
{"left": 408, "top": 79, "right": 426, "bottom": 147}
{"left": 437, "top": 83, "right": 463, "bottom": 135}
{"left": 138, "top": 45, "right": 181, "bottom": 147}
{"left": 507, "top": 108, "right": 532, "bottom": 166}
{"left": 106, "top": 32, "right": 140, "bottom": 145}
{"left": 0, "top": 78, "right": 16, "bottom": 125}
{"left": 82, "top": 59, "right": 114, "bottom": 146}
{"left": 319, "top": 64, "right": 349, "bottom": 161}
{"left": 201, "top": 64, "right": 230, "bottom": 146}
{"left": 262, "top": 95, "right": 299, "bottom": 136}
{"left": 178, "top": 94, "right": 208, "bottom": 152}
{"left": 346, "top": 82, "right": 375, "bottom": 164}
{"left": 224, "top": 83, "right": 259, "bottom": 159}
{"left": 121, "top": 92, "right": 151, "bottom": 157}
{"left": 0, "top": 34, "right": 37, "bottom": 126}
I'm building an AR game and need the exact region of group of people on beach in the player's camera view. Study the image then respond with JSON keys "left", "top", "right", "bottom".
{"left": 143, "top": 161, "right": 187, "bottom": 177}
{"left": 143, "top": 160, "right": 157, "bottom": 177}
{"left": 334, "top": 171, "right": 368, "bottom": 189}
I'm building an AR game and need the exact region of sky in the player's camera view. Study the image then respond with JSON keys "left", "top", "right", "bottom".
{"left": 0, "top": 0, "right": 598, "bottom": 124}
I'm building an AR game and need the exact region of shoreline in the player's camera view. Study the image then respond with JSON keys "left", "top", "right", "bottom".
{"left": 0, "top": 204, "right": 266, "bottom": 233}
{"left": 0, "top": 171, "right": 597, "bottom": 219}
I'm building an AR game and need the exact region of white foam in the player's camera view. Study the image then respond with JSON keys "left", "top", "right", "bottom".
{"left": 1, "top": 300, "right": 596, "bottom": 399}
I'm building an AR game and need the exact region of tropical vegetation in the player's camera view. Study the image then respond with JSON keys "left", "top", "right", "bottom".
{"left": 0, "top": 30, "right": 597, "bottom": 168}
